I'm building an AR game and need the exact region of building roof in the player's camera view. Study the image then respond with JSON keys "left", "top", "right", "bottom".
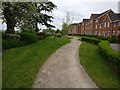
{"left": 70, "top": 23, "right": 79, "bottom": 26}
{"left": 90, "top": 14, "right": 100, "bottom": 19}
{"left": 82, "top": 19, "right": 89, "bottom": 23}
{"left": 109, "top": 13, "right": 120, "bottom": 22}
{"left": 97, "top": 9, "right": 114, "bottom": 19}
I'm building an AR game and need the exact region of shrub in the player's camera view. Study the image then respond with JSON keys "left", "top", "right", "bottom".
{"left": 109, "top": 36, "right": 117, "bottom": 43}
{"left": 117, "top": 34, "right": 120, "bottom": 43}
{"left": 19, "top": 33, "right": 38, "bottom": 44}
{"left": 37, "top": 32, "right": 47, "bottom": 39}
{"left": 98, "top": 41, "right": 120, "bottom": 70}
{"left": 81, "top": 36, "right": 102, "bottom": 45}
{"left": 2, "top": 39, "right": 25, "bottom": 49}
{"left": 85, "top": 34, "right": 97, "bottom": 37}
{"left": 55, "top": 33, "right": 62, "bottom": 37}
{"left": 97, "top": 36, "right": 111, "bottom": 40}
{"left": 2, "top": 33, "right": 20, "bottom": 40}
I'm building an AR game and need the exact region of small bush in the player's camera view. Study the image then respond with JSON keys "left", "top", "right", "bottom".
{"left": 19, "top": 33, "right": 38, "bottom": 44}
{"left": 2, "top": 39, "right": 25, "bottom": 49}
{"left": 109, "top": 36, "right": 117, "bottom": 43}
{"left": 55, "top": 33, "right": 62, "bottom": 37}
{"left": 117, "top": 34, "right": 120, "bottom": 43}
{"left": 98, "top": 41, "right": 120, "bottom": 71}
{"left": 37, "top": 32, "right": 47, "bottom": 39}
{"left": 2, "top": 33, "right": 20, "bottom": 40}
{"left": 81, "top": 36, "right": 102, "bottom": 45}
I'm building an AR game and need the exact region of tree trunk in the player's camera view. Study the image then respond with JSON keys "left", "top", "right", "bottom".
{"left": 3, "top": 5, "right": 15, "bottom": 34}
{"left": 5, "top": 20, "right": 15, "bottom": 34}
{"left": 35, "top": 22, "right": 39, "bottom": 33}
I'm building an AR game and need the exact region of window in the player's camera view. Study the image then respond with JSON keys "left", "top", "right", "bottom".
{"left": 99, "top": 24, "right": 102, "bottom": 28}
{"left": 104, "top": 22, "right": 106, "bottom": 28}
{"left": 108, "top": 22, "right": 110, "bottom": 27}
{"left": 96, "top": 19, "right": 98, "bottom": 22}
{"left": 96, "top": 25, "right": 97, "bottom": 29}
{"left": 119, "top": 22, "right": 120, "bottom": 26}
{"left": 114, "top": 23, "right": 116, "bottom": 27}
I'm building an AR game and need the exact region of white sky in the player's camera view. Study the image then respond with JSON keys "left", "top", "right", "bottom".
{"left": 0, "top": 0, "right": 120, "bottom": 30}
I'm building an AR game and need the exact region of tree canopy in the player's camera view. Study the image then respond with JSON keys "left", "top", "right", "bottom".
{"left": 1, "top": 1, "right": 57, "bottom": 33}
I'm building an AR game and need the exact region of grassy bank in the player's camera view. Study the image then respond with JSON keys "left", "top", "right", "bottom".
{"left": 3, "top": 36, "right": 70, "bottom": 88}
{"left": 79, "top": 41, "right": 119, "bottom": 88}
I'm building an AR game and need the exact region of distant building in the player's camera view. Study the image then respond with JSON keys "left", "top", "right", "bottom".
{"left": 68, "top": 23, "right": 79, "bottom": 35}
{"left": 68, "top": 9, "right": 120, "bottom": 36}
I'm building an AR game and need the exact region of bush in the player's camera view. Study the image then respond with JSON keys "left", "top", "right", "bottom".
{"left": 2, "top": 33, "right": 20, "bottom": 40}
{"left": 85, "top": 34, "right": 97, "bottom": 37}
{"left": 109, "top": 36, "right": 117, "bottom": 43}
{"left": 81, "top": 36, "right": 102, "bottom": 45}
{"left": 19, "top": 32, "right": 38, "bottom": 44}
{"left": 55, "top": 33, "right": 62, "bottom": 37}
{"left": 117, "top": 34, "right": 120, "bottom": 43}
{"left": 37, "top": 32, "right": 47, "bottom": 39}
{"left": 2, "top": 39, "right": 25, "bottom": 49}
{"left": 97, "top": 36, "right": 111, "bottom": 40}
{"left": 98, "top": 41, "right": 120, "bottom": 71}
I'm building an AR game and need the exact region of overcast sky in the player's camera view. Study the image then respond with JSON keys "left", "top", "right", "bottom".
{"left": 0, "top": 0, "right": 120, "bottom": 30}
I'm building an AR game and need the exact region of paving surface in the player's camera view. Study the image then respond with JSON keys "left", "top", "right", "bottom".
{"left": 110, "top": 44, "right": 120, "bottom": 51}
{"left": 33, "top": 37, "right": 98, "bottom": 88}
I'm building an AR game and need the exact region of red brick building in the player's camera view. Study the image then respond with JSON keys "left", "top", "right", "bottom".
{"left": 68, "top": 9, "right": 120, "bottom": 36}
{"left": 68, "top": 23, "right": 79, "bottom": 35}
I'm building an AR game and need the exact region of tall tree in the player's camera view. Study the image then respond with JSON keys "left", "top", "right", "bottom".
{"left": 31, "top": 1, "right": 56, "bottom": 33}
{"left": 2, "top": 1, "right": 56, "bottom": 33}
{"left": 2, "top": 2, "right": 36, "bottom": 33}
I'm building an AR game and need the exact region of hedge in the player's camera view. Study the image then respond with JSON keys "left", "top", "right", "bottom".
{"left": 81, "top": 36, "right": 102, "bottom": 45}
{"left": 98, "top": 41, "right": 120, "bottom": 71}
{"left": 19, "top": 32, "right": 39, "bottom": 44}
{"left": 2, "top": 33, "right": 39, "bottom": 49}
{"left": 79, "top": 34, "right": 97, "bottom": 37}
{"left": 2, "top": 39, "right": 25, "bottom": 49}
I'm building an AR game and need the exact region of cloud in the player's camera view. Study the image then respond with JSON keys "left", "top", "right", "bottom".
{"left": 49, "top": 0, "right": 119, "bottom": 29}
{"left": 0, "top": 0, "right": 119, "bottom": 30}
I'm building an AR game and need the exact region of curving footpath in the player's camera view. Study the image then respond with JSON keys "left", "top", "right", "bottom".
{"left": 33, "top": 37, "right": 98, "bottom": 88}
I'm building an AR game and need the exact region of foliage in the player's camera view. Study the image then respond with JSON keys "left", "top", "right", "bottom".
{"left": 97, "top": 36, "right": 111, "bottom": 40}
{"left": 2, "top": 2, "right": 57, "bottom": 33}
{"left": 37, "top": 32, "right": 47, "bottom": 39}
{"left": 108, "top": 36, "right": 117, "bottom": 43}
{"left": 81, "top": 36, "right": 102, "bottom": 45}
{"left": 117, "top": 34, "right": 120, "bottom": 43}
{"left": 19, "top": 32, "right": 38, "bottom": 44}
{"left": 3, "top": 36, "right": 70, "bottom": 88}
{"left": 79, "top": 41, "right": 119, "bottom": 88}
{"left": 2, "top": 39, "right": 25, "bottom": 49}
{"left": 55, "top": 33, "right": 62, "bottom": 37}
{"left": 20, "top": 22, "right": 35, "bottom": 33}
{"left": 79, "top": 34, "right": 97, "bottom": 37}
{"left": 43, "top": 28, "right": 55, "bottom": 35}
{"left": 98, "top": 41, "right": 120, "bottom": 72}
{"left": 2, "top": 33, "right": 20, "bottom": 40}
{"left": 61, "top": 22, "right": 69, "bottom": 35}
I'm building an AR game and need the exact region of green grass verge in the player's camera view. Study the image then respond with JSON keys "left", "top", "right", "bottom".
{"left": 3, "top": 36, "right": 70, "bottom": 88}
{"left": 79, "top": 41, "right": 119, "bottom": 88}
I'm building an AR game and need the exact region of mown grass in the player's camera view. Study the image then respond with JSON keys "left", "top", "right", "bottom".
{"left": 3, "top": 36, "right": 70, "bottom": 88}
{"left": 79, "top": 41, "right": 119, "bottom": 88}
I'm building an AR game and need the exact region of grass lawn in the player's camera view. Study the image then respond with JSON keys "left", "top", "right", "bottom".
{"left": 79, "top": 41, "right": 119, "bottom": 88}
{"left": 3, "top": 36, "right": 70, "bottom": 88}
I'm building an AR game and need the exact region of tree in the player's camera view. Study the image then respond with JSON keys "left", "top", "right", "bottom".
{"left": 31, "top": 1, "right": 56, "bottom": 33}
{"left": 61, "top": 22, "right": 69, "bottom": 35}
{"left": 1, "top": 1, "right": 57, "bottom": 33}
{"left": 61, "top": 12, "right": 72, "bottom": 35}
{"left": 2, "top": 2, "right": 37, "bottom": 33}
